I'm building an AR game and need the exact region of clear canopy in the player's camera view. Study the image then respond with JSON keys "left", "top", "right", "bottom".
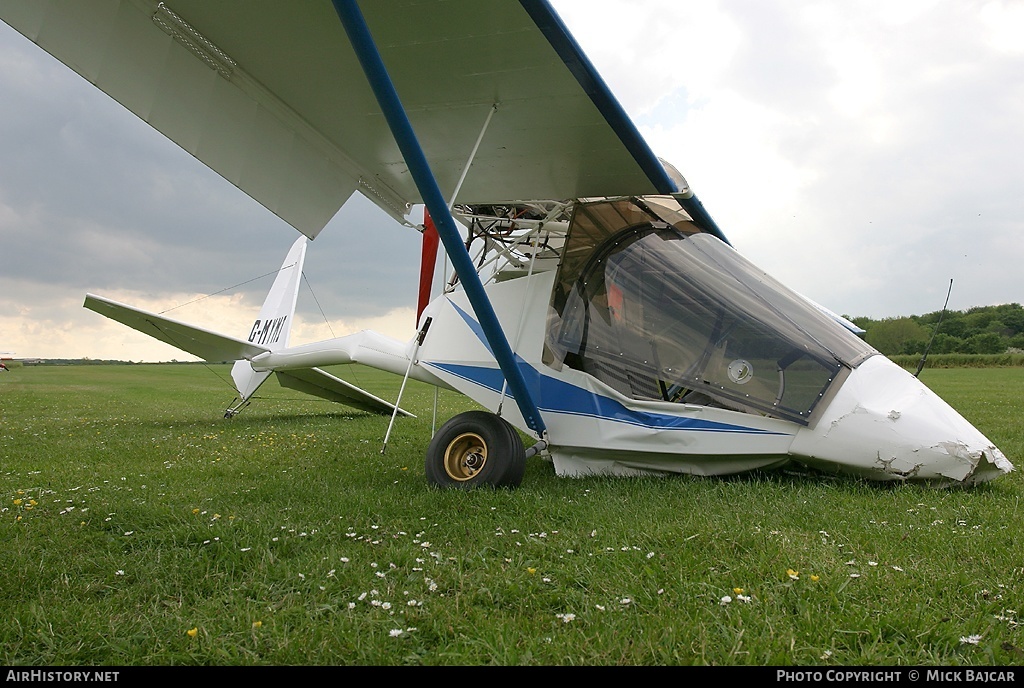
{"left": 544, "top": 197, "right": 877, "bottom": 425}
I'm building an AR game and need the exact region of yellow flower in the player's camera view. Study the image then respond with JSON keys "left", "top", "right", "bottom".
{"left": 787, "top": 569, "right": 800, "bottom": 580}
{"left": 527, "top": 567, "right": 537, "bottom": 575}
{"left": 810, "top": 574, "right": 820, "bottom": 582}
{"left": 186, "top": 627, "right": 198, "bottom": 638}
{"left": 192, "top": 508, "right": 200, "bottom": 514}
{"left": 252, "top": 620, "right": 262, "bottom": 629}
{"left": 29, "top": 500, "right": 37, "bottom": 506}
{"left": 13, "top": 499, "right": 21, "bottom": 506}
{"left": 733, "top": 587, "right": 745, "bottom": 595}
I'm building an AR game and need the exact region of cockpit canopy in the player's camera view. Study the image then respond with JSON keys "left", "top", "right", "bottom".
{"left": 544, "top": 197, "right": 877, "bottom": 425}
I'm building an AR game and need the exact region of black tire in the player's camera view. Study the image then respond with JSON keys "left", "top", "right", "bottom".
{"left": 425, "top": 411, "right": 525, "bottom": 489}
{"left": 495, "top": 416, "right": 527, "bottom": 489}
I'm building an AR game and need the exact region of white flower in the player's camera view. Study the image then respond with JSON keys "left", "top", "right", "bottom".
{"left": 389, "top": 629, "right": 404, "bottom": 637}
{"left": 556, "top": 613, "right": 576, "bottom": 623}
{"left": 620, "top": 598, "right": 632, "bottom": 605}
{"left": 737, "top": 594, "right": 752, "bottom": 603}
{"left": 720, "top": 596, "right": 732, "bottom": 605}
{"left": 115, "top": 570, "right": 125, "bottom": 576}
{"left": 960, "top": 634, "right": 983, "bottom": 645}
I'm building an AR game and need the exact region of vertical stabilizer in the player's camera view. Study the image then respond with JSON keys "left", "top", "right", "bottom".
{"left": 230, "top": 236, "right": 308, "bottom": 407}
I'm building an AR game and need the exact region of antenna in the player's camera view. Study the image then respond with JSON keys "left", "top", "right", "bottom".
{"left": 914, "top": 279, "right": 954, "bottom": 378}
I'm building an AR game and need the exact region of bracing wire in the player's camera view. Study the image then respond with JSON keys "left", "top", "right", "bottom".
{"left": 302, "top": 271, "right": 336, "bottom": 339}
{"left": 157, "top": 267, "right": 286, "bottom": 314}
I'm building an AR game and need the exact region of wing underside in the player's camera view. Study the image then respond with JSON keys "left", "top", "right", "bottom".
{"left": 0, "top": 0, "right": 670, "bottom": 235}
{"left": 276, "top": 367, "right": 414, "bottom": 417}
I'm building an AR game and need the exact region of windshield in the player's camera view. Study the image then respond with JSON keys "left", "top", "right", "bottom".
{"left": 544, "top": 197, "right": 877, "bottom": 425}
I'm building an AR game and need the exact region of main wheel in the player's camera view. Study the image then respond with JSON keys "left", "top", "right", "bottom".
{"left": 425, "top": 411, "right": 525, "bottom": 489}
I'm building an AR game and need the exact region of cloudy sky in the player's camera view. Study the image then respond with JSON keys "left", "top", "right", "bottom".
{"left": 1, "top": 0, "right": 1022, "bottom": 361}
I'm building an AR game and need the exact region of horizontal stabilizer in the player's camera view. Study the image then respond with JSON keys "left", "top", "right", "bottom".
{"left": 275, "top": 368, "right": 414, "bottom": 417}
{"left": 84, "top": 293, "right": 268, "bottom": 362}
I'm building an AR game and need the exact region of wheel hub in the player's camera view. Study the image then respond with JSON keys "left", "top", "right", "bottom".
{"left": 444, "top": 432, "right": 488, "bottom": 481}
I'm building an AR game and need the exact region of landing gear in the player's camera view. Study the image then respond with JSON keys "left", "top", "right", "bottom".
{"left": 425, "top": 411, "right": 525, "bottom": 489}
{"left": 223, "top": 398, "right": 250, "bottom": 419}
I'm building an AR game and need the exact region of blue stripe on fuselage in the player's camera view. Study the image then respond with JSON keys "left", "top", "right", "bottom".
{"left": 440, "top": 299, "right": 779, "bottom": 434}
{"left": 426, "top": 361, "right": 782, "bottom": 434}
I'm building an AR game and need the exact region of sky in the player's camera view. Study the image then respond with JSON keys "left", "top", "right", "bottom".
{"left": 1, "top": 0, "right": 1022, "bottom": 362}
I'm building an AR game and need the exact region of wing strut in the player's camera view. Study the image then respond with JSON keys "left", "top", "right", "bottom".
{"left": 331, "top": 0, "right": 547, "bottom": 437}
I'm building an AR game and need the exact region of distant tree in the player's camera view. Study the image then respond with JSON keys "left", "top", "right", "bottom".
{"left": 966, "top": 309, "right": 995, "bottom": 331}
{"left": 901, "top": 339, "right": 928, "bottom": 356}
{"left": 966, "top": 332, "right": 1004, "bottom": 354}
{"left": 854, "top": 303, "right": 1021, "bottom": 354}
{"left": 851, "top": 316, "right": 875, "bottom": 332}
{"left": 934, "top": 312, "right": 968, "bottom": 338}
{"left": 993, "top": 303, "right": 1024, "bottom": 335}
{"left": 865, "top": 317, "right": 930, "bottom": 355}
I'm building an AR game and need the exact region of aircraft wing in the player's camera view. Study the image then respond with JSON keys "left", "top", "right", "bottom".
{"left": 275, "top": 368, "right": 414, "bottom": 417}
{"left": 84, "top": 293, "right": 268, "bottom": 362}
{"left": 0, "top": 1, "right": 675, "bottom": 237}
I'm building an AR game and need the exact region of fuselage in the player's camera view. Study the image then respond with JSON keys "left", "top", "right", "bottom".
{"left": 254, "top": 196, "right": 1012, "bottom": 485}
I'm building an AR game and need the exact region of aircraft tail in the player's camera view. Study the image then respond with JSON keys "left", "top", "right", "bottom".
{"left": 230, "top": 236, "right": 307, "bottom": 403}
{"left": 86, "top": 235, "right": 411, "bottom": 418}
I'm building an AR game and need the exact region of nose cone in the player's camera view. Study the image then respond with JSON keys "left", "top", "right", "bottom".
{"left": 790, "top": 355, "right": 1012, "bottom": 485}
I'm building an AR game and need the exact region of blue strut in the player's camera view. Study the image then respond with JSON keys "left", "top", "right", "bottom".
{"left": 331, "top": 0, "right": 547, "bottom": 436}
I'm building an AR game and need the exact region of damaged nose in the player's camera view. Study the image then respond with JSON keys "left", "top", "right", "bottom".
{"left": 789, "top": 355, "right": 1012, "bottom": 484}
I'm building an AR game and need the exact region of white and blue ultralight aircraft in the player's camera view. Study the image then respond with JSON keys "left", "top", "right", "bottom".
{"left": 2, "top": 0, "right": 1012, "bottom": 488}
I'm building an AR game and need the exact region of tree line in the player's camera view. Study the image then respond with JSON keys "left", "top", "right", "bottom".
{"left": 850, "top": 303, "right": 1024, "bottom": 356}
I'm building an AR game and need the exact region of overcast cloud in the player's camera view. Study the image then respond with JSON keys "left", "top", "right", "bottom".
{"left": 1, "top": 0, "right": 1022, "bottom": 361}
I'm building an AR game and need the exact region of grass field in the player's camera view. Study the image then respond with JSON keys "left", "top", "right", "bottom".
{"left": 2, "top": 363, "right": 1023, "bottom": 666}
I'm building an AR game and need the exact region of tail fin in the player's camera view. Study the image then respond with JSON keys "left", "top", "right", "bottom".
{"left": 230, "top": 236, "right": 307, "bottom": 404}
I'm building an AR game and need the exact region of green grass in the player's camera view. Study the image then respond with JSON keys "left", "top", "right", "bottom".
{"left": 1, "top": 364, "right": 1023, "bottom": 666}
